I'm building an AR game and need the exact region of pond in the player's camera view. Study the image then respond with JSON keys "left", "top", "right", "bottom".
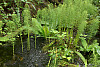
{"left": 0, "top": 34, "right": 99, "bottom": 67}
{"left": 0, "top": 36, "right": 49, "bottom": 67}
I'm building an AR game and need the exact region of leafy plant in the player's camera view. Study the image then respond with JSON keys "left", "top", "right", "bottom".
{"left": 79, "top": 37, "right": 100, "bottom": 53}
{"left": 75, "top": 51, "right": 87, "bottom": 67}
{"left": 85, "top": 18, "right": 99, "bottom": 39}
{"left": 0, "top": 0, "right": 99, "bottom": 67}
{"left": 0, "top": 21, "right": 3, "bottom": 36}
{"left": 38, "top": 0, "right": 99, "bottom": 66}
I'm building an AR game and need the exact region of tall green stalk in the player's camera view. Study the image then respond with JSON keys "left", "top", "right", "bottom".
{"left": 54, "top": 48, "right": 57, "bottom": 67}
{"left": 48, "top": 57, "right": 52, "bottom": 67}
{"left": 20, "top": 32, "right": 23, "bottom": 52}
{"left": 69, "top": 28, "right": 73, "bottom": 44}
{"left": 73, "top": 34, "right": 79, "bottom": 48}
{"left": 66, "top": 28, "right": 69, "bottom": 43}
{"left": 93, "top": 48, "right": 97, "bottom": 67}
{"left": 35, "top": 34, "right": 36, "bottom": 48}
{"left": 13, "top": 42, "right": 15, "bottom": 60}
{"left": 23, "top": 4, "right": 31, "bottom": 51}
{"left": 27, "top": 29, "right": 30, "bottom": 50}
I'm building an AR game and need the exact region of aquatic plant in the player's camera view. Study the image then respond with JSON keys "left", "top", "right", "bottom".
{"left": 39, "top": 0, "right": 99, "bottom": 66}
{"left": 0, "top": 0, "right": 99, "bottom": 67}
{"left": 22, "top": 4, "right": 31, "bottom": 51}
{"left": 85, "top": 18, "right": 99, "bottom": 39}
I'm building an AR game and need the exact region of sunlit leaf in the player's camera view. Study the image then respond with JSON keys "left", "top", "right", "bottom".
{"left": 62, "top": 56, "right": 66, "bottom": 58}
{"left": 97, "top": 49, "right": 100, "bottom": 55}
{"left": 67, "top": 57, "right": 71, "bottom": 61}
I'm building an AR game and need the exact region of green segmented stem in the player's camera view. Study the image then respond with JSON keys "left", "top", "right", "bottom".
{"left": 27, "top": 29, "right": 30, "bottom": 51}
{"left": 48, "top": 57, "right": 52, "bottom": 67}
{"left": 20, "top": 32, "right": 23, "bottom": 53}
{"left": 69, "top": 29, "right": 73, "bottom": 44}
{"left": 35, "top": 34, "right": 36, "bottom": 48}
{"left": 13, "top": 42, "right": 15, "bottom": 60}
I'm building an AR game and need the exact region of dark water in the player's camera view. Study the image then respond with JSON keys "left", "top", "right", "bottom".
{"left": 0, "top": 36, "right": 49, "bottom": 67}
{"left": 0, "top": 32, "right": 100, "bottom": 67}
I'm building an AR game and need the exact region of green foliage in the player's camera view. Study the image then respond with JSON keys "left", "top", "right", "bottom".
{"left": 22, "top": 4, "right": 31, "bottom": 35}
{"left": 78, "top": 37, "right": 100, "bottom": 67}
{"left": 88, "top": 48, "right": 100, "bottom": 67}
{"left": 6, "top": 21, "right": 16, "bottom": 32}
{"left": 45, "top": 29, "right": 74, "bottom": 66}
{"left": 64, "top": 0, "right": 98, "bottom": 16}
{"left": 38, "top": 0, "right": 99, "bottom": 66}
{"left": 0, "top": 26, "right": 26, "bottom": 42}
{"left": 85, "top": 18, "right": 99, "bottom": 38}
{"left": 31, "top": 18, "right": 45, "bottom": 35}
{"left": 23, "top": 4, "right": 31, "bottom": 26}
{"left": 92, "top": 0, "right": 100, "bottom": 6}
{"left": 37, "top": 0, "right": 97, "bottom": 30}
{"left": 22, "top": 4, "right": 32, "bottom": 50}
{"left": 0, "top": 0, "right": 99, "bottom": 66}
{"left": 0, "top": 21, "right": 3, "bottom": 35}
{"left": 0, "top": 2, "right": 49, "bottom": 42}
{"left": 31, "top": 18, "right": 50, "bottom": 38}
{"left": 75, "top": 51, "right": 87, "bottom": 67}
{"left": 80, "top": 38, "right": 100, "bottom": 53}
{"left": 31, "top": 18, "right": 43, "bottom": 34}
{"left": 12, "top": 13, "right": 21, "bottom": 28}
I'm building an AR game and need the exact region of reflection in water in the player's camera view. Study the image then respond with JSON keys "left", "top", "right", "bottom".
{"left": 0, "top": 36, "right": 49, "bottom": 67}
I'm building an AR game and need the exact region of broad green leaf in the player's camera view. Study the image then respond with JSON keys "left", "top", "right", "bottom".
{"left": 32, "top": 18, "right": 43, "bottom": 34}
{"left": 75, "top": 51, "right": 86, "bottom": 65}
{"left": 43, "top": 26, "right": 50, "bottom": 37}
{"left": 97, "top": 48, "right": 100, "bottom": 55}
{"left": 80, "top": 37, "right": 88, "bottom": 49}
{"left": 80, "top": 46, "right": 84, "bottom": 51}
{"left": 87, "top": 45, "right": 94, "bottom": 51}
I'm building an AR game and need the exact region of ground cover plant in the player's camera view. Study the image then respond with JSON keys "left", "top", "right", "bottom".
{"left": 0, "top": 0, "right": 100, "bottom": 67}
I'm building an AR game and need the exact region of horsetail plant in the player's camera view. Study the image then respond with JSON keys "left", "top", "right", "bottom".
{"left": 23, "top": 4, "right": 31, "bottom": 51}
{"left": 35, "top": 34, "right": 36, "bottom": 48}
{"left": 12, "top": 42, "right": 15, "bottom": 60}
{"left": 12, "top": 13, "right": 24, "bottom": 52}
{"left": 20, "top": 32, "right": 23, "bottom": 52}
{"left": 37, "top": 0, "right": 99, "bottom": 66}
{"left": 0, "top": 0, "right": 99, "bottom": 67}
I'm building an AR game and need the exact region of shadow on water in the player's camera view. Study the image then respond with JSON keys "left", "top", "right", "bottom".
{"left": 0, "top": 35, "right": 49, "bottom": 67}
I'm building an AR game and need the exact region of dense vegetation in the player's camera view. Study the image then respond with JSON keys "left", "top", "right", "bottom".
{"left": 0, "top": 0, "right": 100, "bottom": 67}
